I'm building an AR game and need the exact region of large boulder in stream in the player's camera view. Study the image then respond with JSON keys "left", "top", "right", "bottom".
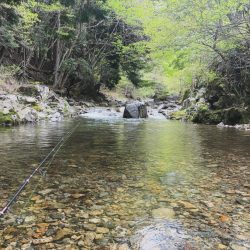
{"left": 123, "top": 102, "right": 148, "bottom": 118}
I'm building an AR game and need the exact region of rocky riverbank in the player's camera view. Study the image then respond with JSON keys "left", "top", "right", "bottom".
{"left": 0, "top": 82, "right": 177, "bottom": 126}
{"left": 0, "top": 84, "right": 91, "bottom": 126}
{"left": 164, "top": 87, "right": 250, "bottom": 130}
{"left": 1, "top": 82, "right": 250, "bottom": 131}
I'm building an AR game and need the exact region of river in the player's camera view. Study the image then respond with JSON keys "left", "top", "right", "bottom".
{"left": 0, "top": 111, "right": 249, "bottom": 249}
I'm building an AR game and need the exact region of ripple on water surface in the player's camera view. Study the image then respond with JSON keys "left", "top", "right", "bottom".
{"left": 0, "top": 115, "right": 249, "bottom": 249}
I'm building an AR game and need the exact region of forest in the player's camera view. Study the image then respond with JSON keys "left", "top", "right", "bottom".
{"left": 0, "top": 0, "right": 149, "bottom": 96}
{"left": 1, "top": 0, "right": 250, "bottom": 124}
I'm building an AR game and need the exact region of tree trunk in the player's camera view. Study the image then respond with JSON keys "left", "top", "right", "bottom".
{"left": 53, "top": 11, "right": 61, "bottom": 88}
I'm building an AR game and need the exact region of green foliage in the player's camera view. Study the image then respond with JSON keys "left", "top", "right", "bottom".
{"left": 0, "top": 3, "right": 20, "bottom": 50}
{"left": 170, "top": 110, "right": 187, "bottom": 120}
{"left": 135, "top": 86, "right": 155, "bottom": 99}
{"left": 0, "top": 0, "right": 149, "bottom": 96}
{"left": 0, "top": 65, "right": 21, "bottom": 78}
{"left": 115, "top": 77, "right": 135, "bottom": 98}
{"left": 191, "top": 109, "right": 223, "bottom": 125}
{"left": 1, "top": 0, "right": 21, "bottom": 4}
{"left": 16, "top": 3, "right": 39, "bottom": 45}
{"left": 108, "top": 0, "right": 250, "bottom": 101}
{"left": 121, "top": 43, "right": 149, "bottom": 86}
{"left": 3, "top": 0, "right": 250, "bottom": 102}
{"left": 32, "top": 104, "right": 42, "bottom": 112}
{"left": 154, "top": 83, "right": 169, "bottom": 100}
{"left": 0, "top": 111, "right": 17, "bottom": 125}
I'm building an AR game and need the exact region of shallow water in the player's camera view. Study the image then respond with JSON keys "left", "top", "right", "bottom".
{"left": 0, "top": 113, "right": 249, "bottom": 249}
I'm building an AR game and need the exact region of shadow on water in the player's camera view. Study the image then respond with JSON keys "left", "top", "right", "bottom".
{"left": 0, "top": 114, "right": 249, "bottom": 249}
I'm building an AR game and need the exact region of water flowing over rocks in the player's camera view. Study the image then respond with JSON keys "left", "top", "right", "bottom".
{"left": 157, "top": 102, "right": 182, "bottom": 119}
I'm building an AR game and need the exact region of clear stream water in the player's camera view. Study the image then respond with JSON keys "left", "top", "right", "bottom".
{"left": 0, "top": 112, "right": 249, "bottom": 249}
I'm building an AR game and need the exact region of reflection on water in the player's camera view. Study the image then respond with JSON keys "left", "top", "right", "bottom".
{"left": 0, "top": 121, "right": 74, "bottom": 204}
{"left": 0, "top": 116, "right": 249, "bottom": 249}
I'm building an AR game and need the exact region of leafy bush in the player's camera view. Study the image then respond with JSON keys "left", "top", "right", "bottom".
{"left": 135, "top": 86, "right": 154, "bottom": 98}
{"left": 153, "top": 83, "right": 168, "bottom": 100}
{"left": 0, "top": 65, "right": 21, "bottom": 79}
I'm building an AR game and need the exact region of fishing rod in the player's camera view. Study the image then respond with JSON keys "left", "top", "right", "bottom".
{"left": 0, "top": 121, "right": 80, "bottom": 218}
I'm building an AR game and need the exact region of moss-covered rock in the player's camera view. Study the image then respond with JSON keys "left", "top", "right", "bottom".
{"left": 187, "top": 102, "right": 219, "bottom": 124}
{"left": 191, "top": 109, "right": 223, "bottom": 124}
{"left": 0, "top": 111, "right": 19, "bottom": 125}
{"left": 180, "top": 84, "right": 250, "bottom": 125}
{"left": 191, "top": 107, "right": 250, "bottom": 125}
{"left": 223, "top": 107, "right": 249, "bottom": 125}
{"left": 169, "top": 110, "right": 187, "bottom": 120}
{"left": 32, "top": 104, "right": 43, "bottom": 112}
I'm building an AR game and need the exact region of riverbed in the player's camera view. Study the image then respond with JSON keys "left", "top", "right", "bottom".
{"left": 0, "top": 112, "right": 249, "bottom": 249}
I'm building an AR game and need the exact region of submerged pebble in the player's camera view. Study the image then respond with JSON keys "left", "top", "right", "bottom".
{"left": 0, "top": 118, "right": 249, "bottom": 249}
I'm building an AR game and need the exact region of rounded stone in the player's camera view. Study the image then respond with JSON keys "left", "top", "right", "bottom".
{"left": 152, "top": 208, "right": 175, "bottom": 219}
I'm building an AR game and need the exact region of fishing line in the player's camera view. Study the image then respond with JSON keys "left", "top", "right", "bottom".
{"left": 0, "top": 121, "right": 80, "bottom": 218}
{"left": 14, "top": 133, "right": 68, "bottom": 225}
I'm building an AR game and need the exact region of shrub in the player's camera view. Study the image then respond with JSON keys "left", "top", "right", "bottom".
{"left": 153, "top": 83, "right": 169, "bottom": 100}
